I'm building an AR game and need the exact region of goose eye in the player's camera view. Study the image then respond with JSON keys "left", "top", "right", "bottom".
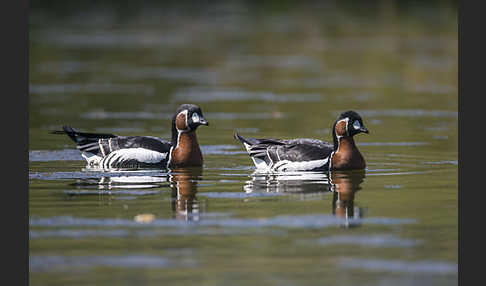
{"left": 191, "top": 113, "right": 200, "bottom": 123}
{"left": 353, "top": 121, "right": 361, "bottom": 130}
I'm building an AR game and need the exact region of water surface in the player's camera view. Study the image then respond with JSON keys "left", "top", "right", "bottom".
{"left": 29, "top": 2, "right": 457, "bottom": 285}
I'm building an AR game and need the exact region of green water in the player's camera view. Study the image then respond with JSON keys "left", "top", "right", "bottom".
{"left": 29, "top": 2, "right": 458, "bottom": 285}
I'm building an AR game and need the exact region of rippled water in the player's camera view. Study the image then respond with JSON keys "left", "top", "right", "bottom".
{"left": 29, "top": 2, "right": 457, "bottom": 285}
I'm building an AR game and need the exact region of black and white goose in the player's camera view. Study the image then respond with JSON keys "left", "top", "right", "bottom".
{"left": 52, "top": 104, "right": 209, "bottom": 170}
{"left": 234, "top": 110, "right": 369, "bottom": 172}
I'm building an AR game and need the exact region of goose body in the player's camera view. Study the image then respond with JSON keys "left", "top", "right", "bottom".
{"left": 235, "top": 111, "right": 368, "bottom": 172}
{"left": 53, "top": 104, "right": 208, "bottom": 170}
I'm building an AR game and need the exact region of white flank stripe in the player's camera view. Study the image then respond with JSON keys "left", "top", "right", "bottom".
{"left": 83, "top": 145, "right": 100, "bottom": 152}
{"left": 100, "top": 148, "right": 167, "bottom": 168}
{"left": 166, "top": 146, "right": 174, "bottom": 168}
{"left": 252, "top": 157, "right": 270, "bottom": 171}
{"left": 266, "top": 148, "right": 274, "bottom": 167}
{"left": 271, "top": 158, "right": 329, "bottom": 172}
{"left": 242, "top": 142, "right": 252, "bottom": 152}
{"left": 103, "top": 152, "right": 114, "bottom": 169}
{"left": 77, "top": 142, "right": 97, "bottom": 148}
{"left": 81, "top": 153, "right": 102, "bottom": 166}
{"left": 243, "top": 142, "right": 271, "bottom": 171}
{"left": 99, "top": 140, "right": 106, "bottom": 156}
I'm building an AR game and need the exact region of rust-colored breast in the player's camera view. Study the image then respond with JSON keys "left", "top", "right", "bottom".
{"left": 331, "top": 137, "right": 365, "bottom": 170}
{"left": 170, "top": 132, "right": 203, "bottom": 167}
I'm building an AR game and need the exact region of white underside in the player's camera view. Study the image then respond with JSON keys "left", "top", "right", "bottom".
{"left": 82, "top": 153, "right": 102, "bottom": 165}
{"left": 243, "top": 142, "right": 329, "bottom": 172}
{"left": 269, "top": 158, "right": 329, "bottom": 172}
{"left": 82, "top": 148, "right": 167, "bottom": 170}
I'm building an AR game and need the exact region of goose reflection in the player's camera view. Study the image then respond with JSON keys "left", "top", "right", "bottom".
{"left": 64, "top": 172, "right": 170, "bottom": 206}
{"left": 243, "top": 171, "right": 331, "bottom": 194}
{"left": 244, "top": 170, "right": 366, "bottom": 227}
{"left": 96, "top": 174, "right": 169, "bottom": 190}
{"left": 68, "top": 172, "right": 170, "bottom": 191}
{"left": 329, "top": 170, "right": 365, "bottom": 228}
{"left": 169, "top": 167, "right": 204, "bottom": 221}
{"left": 67, "top": 168, "right": 205, "bottom": 221}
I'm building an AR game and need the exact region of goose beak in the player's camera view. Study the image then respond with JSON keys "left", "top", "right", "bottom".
{"left": 199, "top": 118, "right": 209, "bottom": 126}
{"left": 360, "top": 127, "right": 369, "bottom": 134}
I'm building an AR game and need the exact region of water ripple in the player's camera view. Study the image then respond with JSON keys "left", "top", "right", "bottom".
{"left": 173, "top": 87, "right": 322, "bottom": 102}
{"left": 338, "top": 258, "right": 457, "bottom": 275}
{"left": 29, "top": 170, "right": 168, "bottom": 180}
{"left": 29, "top": 145, "right": 245, "bottom": 163}
{"left": 198, "top": 191, "right": 284, "bottom": 199}
{"left": 312, "top": 234, "right": 422, "bottom": 247}
{"left": 64, "top": 190, "right": 162, "bottom": 196}
{"left": 29, "top": 149, "right": 83, "bottom": 162}
{"left": 30, "top": 215, "right": 415, "bottom": 229}
{"left": 29, "top": 83, "right": 155, "bottom": 95}
{"left": 29, "top": 255, "right": 177, "bottom": 272}
{"left": 80, "top": 110, "right": 281, "bottom": 120}
{"left": 30, "top": 228, "right": 287, "bottom": 239}
{"left": 357, "top": 109, "right": 458, "bottom": 118}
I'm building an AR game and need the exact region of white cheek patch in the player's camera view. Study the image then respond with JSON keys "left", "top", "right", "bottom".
{"left": 353, "top": 120, "right": 361, "bottom": 130}
{"left": 192, "top": 113, "right": 200, "bottom": 123}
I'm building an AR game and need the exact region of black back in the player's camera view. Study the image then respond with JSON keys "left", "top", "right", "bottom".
{"left": 235, "top": 133, "right": 333, "bottom": 165}
{"left": 108, "top": 136, "right": 171, "bottom": 154}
